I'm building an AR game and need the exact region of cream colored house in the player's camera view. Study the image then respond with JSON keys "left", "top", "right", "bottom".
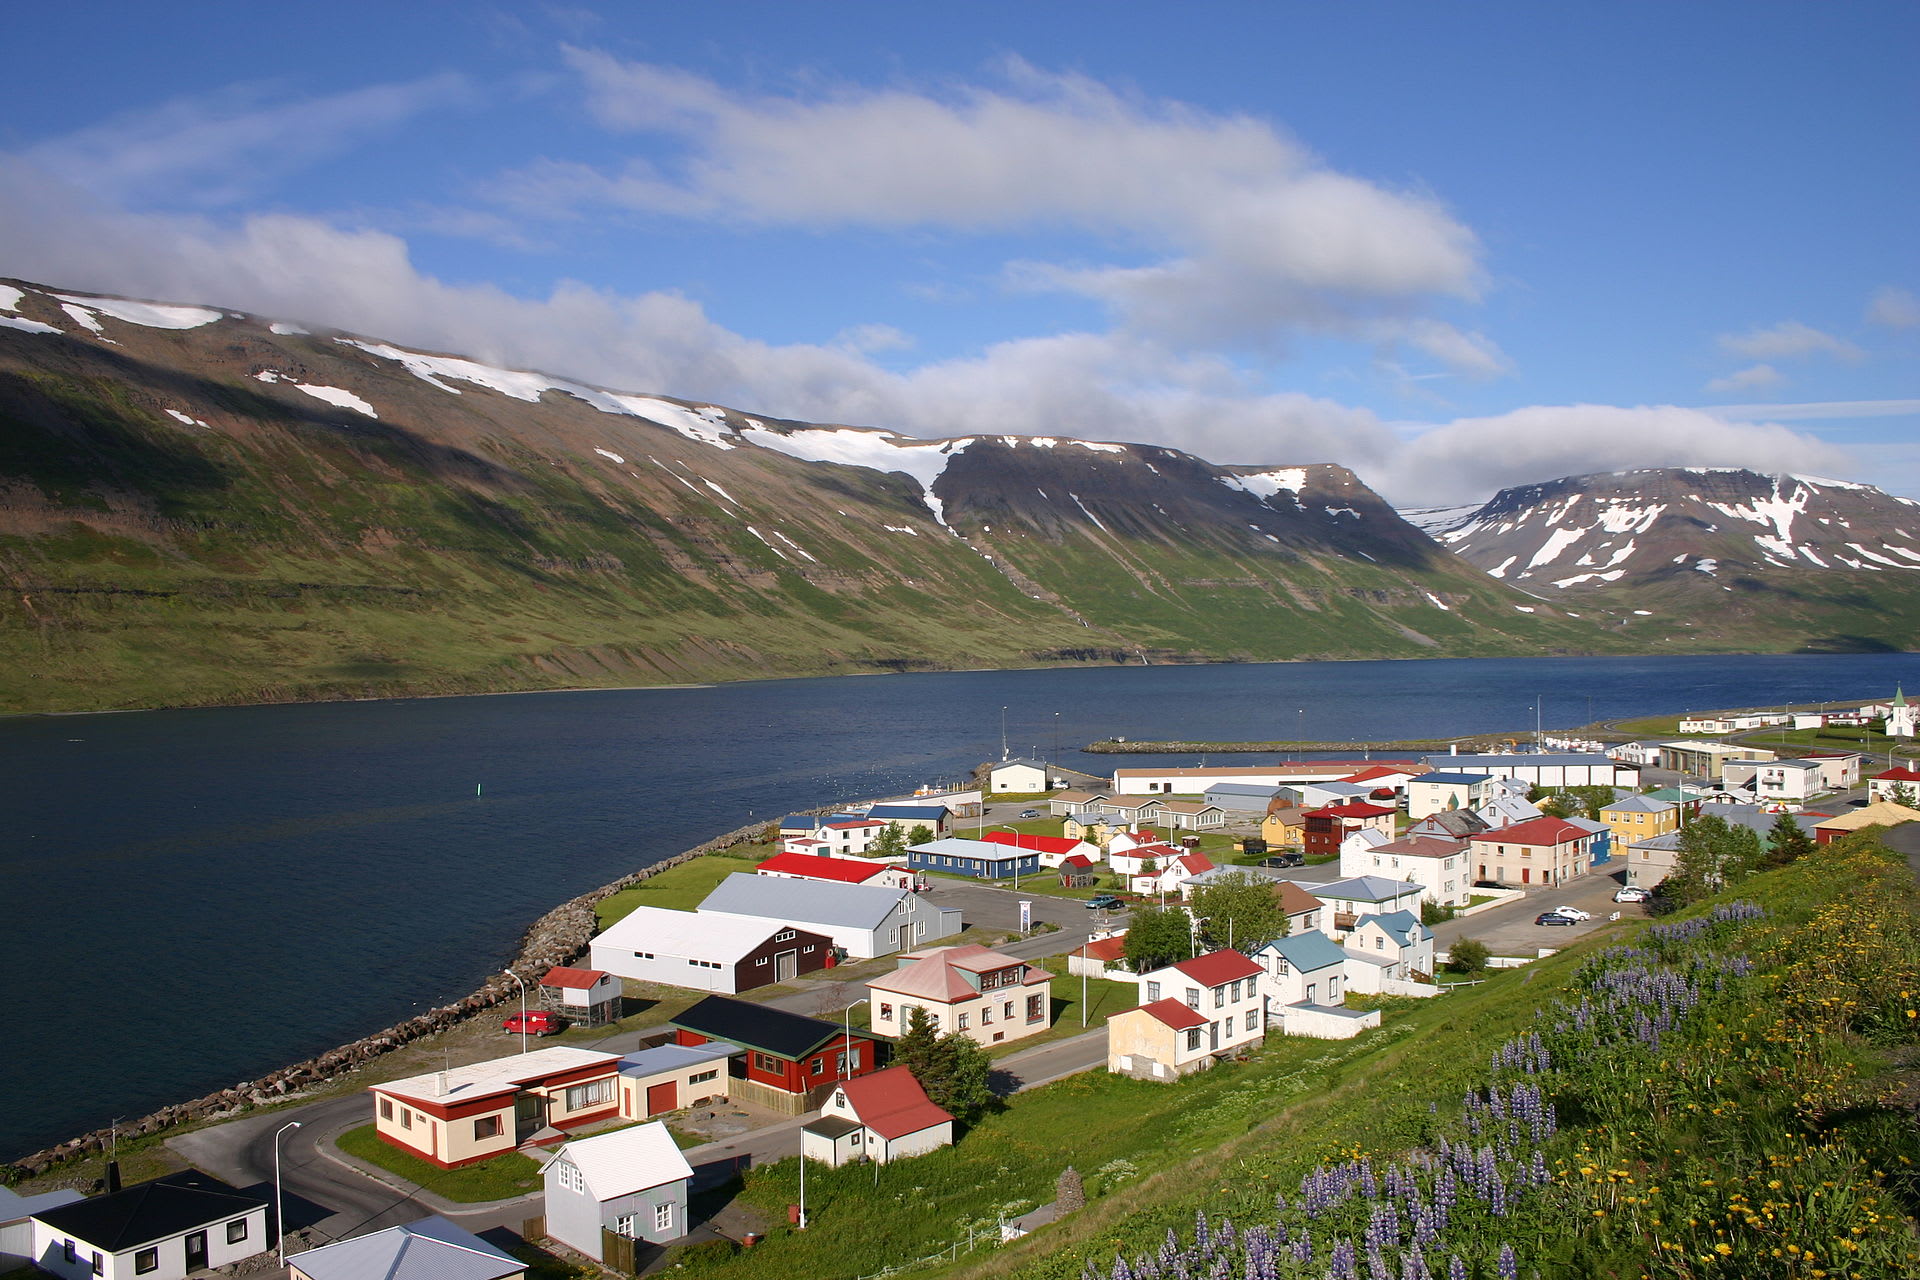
{"left": 866, "top": 944, "right": 1052, "bottom": 1046}
{"left": 369, "top": 1048, "right": 622, "bottom": 1168}
{"left": 1113, "top": 950, "right": 1264, "bottom": 1078}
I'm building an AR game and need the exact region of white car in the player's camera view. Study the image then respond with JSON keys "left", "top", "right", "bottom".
{"left": 1613, "top": 886, "right": 1652, "bottom": 903}
{"left": 1551, "top": 905, "right": 1593, "bottom": 920}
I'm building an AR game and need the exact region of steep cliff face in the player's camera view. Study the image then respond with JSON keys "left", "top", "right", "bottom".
{"left": 0, "top": 278, "right": 1616, "bottom": 711}
{"left": 1417, "top": 468, "right": 1920, "bottom": 652}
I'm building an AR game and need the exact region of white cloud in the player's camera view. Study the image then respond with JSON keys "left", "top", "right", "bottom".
{"left": 24, "top": 74, "right": 471, "bottom": 207}
{"left": 1374, "top": 405, "right": 1851, "bottom": 507}
{"left": 509, "top": 52, "right": 1485, "bottom": 359}
{"left": 1866, "top": 285, "right": 1919, "bottom": 329}
{"left": 1704, "top": 399, "right": 1920, "bottom": 421}
{"left": 1704, "top": 363, "right": 1783, "bottom": 394}
{"left": 1716, "top": 320, "right": 1863, "bottom": 363}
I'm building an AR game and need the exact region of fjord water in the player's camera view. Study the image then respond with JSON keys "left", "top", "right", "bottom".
{"left": 4, "top": 652, "right": 1913, "bottom": 1158}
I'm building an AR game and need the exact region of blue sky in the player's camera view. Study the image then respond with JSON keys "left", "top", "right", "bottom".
{"left": 2, "top": 2, "right": 1914, "bottom": 504}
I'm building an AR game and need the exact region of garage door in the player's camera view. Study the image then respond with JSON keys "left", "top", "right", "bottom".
{"left": 646, "top": 1081, "right": 677, "bottom": 1115}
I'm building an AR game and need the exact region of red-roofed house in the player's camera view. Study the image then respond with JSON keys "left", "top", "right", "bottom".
{"left": 1867, "top": 766, "right": 1920, "bottom": 804}
{"left": 816, "top": 819, "right": 891, "bottom": 856}
{"left": 1067, "top": 933, "right": 1130, "bottom": 979}
{"left": 1058, "top": 852, "right": 1098, "bottom": 888}
{"left": 1468, "top": 817, "right": 1597, "bottom": 887}
{"left": 1108, "top": 840, "right": 1183, "bottom": 880}
{"left": 1340, "top": 764, "right": 1424, "bottom": 804}
{"left": 801, "top": 1066, "right": 954, "bottom": 1166}
{"left": 982, "top": 830, "right": 1101, "bottom": 867}
{"left": 1122, "top": 950, "right": 1265, "bottom": 1072}
{"left": 539, "top": 966, "right": 622, "bottom": 1026}
{"left": 756, "top": 851, "right": 916, "bottom": 890}
{"left": 1132, "top": 851, "right": 1215, "bottom": 895}
{"left": 865, "top": 945, "right": 1053, "bottom": 1047}
{"left": 1303, "top": 802, "right": 1398, "bottom": 859}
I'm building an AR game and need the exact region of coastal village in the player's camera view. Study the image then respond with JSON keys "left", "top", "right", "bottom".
{"left": 7, "top": 693, "right": 1919, "bottom": 1280}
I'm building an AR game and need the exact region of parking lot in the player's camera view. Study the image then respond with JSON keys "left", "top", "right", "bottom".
{"left": 1433, "top": 862, "right": 1649, "bottom": 956}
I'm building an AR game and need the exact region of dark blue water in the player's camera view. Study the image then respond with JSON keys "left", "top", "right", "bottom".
{"left": 4, "top": 652, "right": 1913, "bottom": 1158}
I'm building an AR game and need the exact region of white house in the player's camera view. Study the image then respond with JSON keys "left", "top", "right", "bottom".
{"left": 1132, "top": 851, "right": 1215, "bottom": 896}
{"left": 987, "top": 758, "right": 1054, "bottom": 793}
{"left": 1343, "top": 911, "right": 1435, "bottom": 992}
{"left": 801, "top": 1067, "right": 954, "bottom": 1166}
{"left": 1337, "top": 826, "right": 1392, "bottom": 865}
{"left": 31, "top": 1173, "right": 268, "bottom": 1280}
{"left": 1301, "top": 876, "right": 1424, "bottom": 937}
{"left": 1107, "top": 840, "right": 1184, "bottom": 879}
{"left": 1125, "top": 950, "right": 1266, "bottom": 1064}
{"left": 1298, "top": 780, "right": 1376, "bottom": 809}
{"left": 0, "top": 1185, "right": 83, "bottom": 1274}
{"left": 1867, "top": 766, "right": 1920, "bottom": 803}
{"left": 697, "top": 873, "right": 960, "bottom": 959}
{"left": 1721, "top": 758, "right": 1827, "bottom": 801}
{"left": 1340, "top": 834, "right": 1473, "bottom": 908}
{"left": 543, "top": 1122, "right": 693, "bottom": 1262}
{"left": 1405, "top": 772, "right": 1496, "bottom": 819}
{"left": 1250, "top": 932, "right": 1382, "bottom": 1040}
{"left": 288, "top": 1216, "right": 525, "bottom": 1280}
{"left": 589, "top": 904, "right": 836, "bottom": 992}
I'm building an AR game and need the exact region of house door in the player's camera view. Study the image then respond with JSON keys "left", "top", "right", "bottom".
{"left": 185, "top": 1231, "right": 208, "bottom": 1271}
{"left": 896, "top": 923, "right": 910, "bottom": 949}
{"left": 646, "top": 1082, "right": 677, "bottom": 1115}
{"left": 515, "top": 1092, "right": 543, "bottom": 1140}
{"left": 775, "top": 950, "right": 798, "bottom": 982}
{"left": 1521, "top": 868, "right": 1530, "bottom": 884}
{"left": 1209, "top": 1020, "right": 1220, "bottom": 1051}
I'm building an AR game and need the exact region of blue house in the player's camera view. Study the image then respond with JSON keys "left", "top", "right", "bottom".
{"left": 907, "top": 837, "right": 1041, "bottom": 881}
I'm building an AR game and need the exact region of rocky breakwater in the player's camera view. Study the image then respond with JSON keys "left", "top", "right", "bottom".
{"left": 7, "top": 817, "right": 776, "bottom": 1179}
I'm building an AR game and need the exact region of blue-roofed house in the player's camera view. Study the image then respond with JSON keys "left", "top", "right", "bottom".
{"left": 1250, "top": 931, "right": 1383, "bottom": 1040}
{"left": 1406, "top": 771, "right": 1495, "bottom": 819}
{"left": 906, "top": 836, "right": 1042, "bottom": 882}
{"left": 288, "top": 1217, "right": 524, "bottom": 1280}
{"left": 1302, "top": 876, "right": 1424, "bottom": 936}
{"left": 616, "top": 1041, "right": 740, "bottom": 1119}
{"left": 1344, "top": 911, "right": 1435, "bottom": 991}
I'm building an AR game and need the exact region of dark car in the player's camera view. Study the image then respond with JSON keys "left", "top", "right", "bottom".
{"left": 504, "top": 1010, "right": 568, "bottom": 1036}
{"left": 1085, "top": 894, "right": 1125, "bottom": 910}
{"left": 1260, "top": 852, "right": 1305, "bottom": 869}
{"left": 1534, "top": 912, "right": 1578, "bottom": 927}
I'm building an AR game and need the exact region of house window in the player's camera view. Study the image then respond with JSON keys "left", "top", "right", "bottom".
{"left": 1027, "top": 993, "right": 1044, "bottom": 1021}
{"left": 557, "top": 1160, "right": 585, "bottom": 1193}
{"left": 775, "top": 929, "right": 796, "bottom": 942}
{"left": 879, "top": 1002, "right": 893, "bottom": 1021}
{"left": 90, "top": 1253, "right": 102, "bottom": 1277}
{"left": 633, "top": 951, "right": 654, "bottom": 960}
{"left": 690, "top": 1069, "right": 720, "bottom": 1084}
{"left": 834, "top": 1050, "right": 853, "bottom": 1075}
{"left": 475, "top": 1115, "right": 502, "bottom": 1141}
{"left": 849, "top": 1131, "right": 863, "bottom": 1145}
{"left": 656, "top": 1202, "right": 675, "bottom": 1233}
{"left": 1185, "top": 988, "right": 1201, "bottom": 1010}
{"left": 135, "top": 1249, "right": 159, "bottom": 1275}
{"left": 755, "top": 956, "right": 767, "bottom": 965}
{"left": 803, "top": 944, "right": 816, "bottom": 953}
{"left": 564, "top": 1078, "right": 614, "bottom": 1111}
{"left": 1185, "top": 1027, "right": 1202, "bottom": 1050}
{"left": 63, "top": 1241, "right": 76, "bottom": 1265}
{"left": 227, "top": 1218, "right": 249, "bottom": 1244}
{"left": 1375, "top": 936, "right": 1384, "bottom": 951}
{"left": 1003, "top": 1000, "right": 1014, "bottom": 1018}
{"left": 615, "top": 1214, "right": 636, "bottom": 1238}
{"left": 981, "top": 1006, "right": 993, "bottom": 1023}
{"left": 400, "top": 1109, "right": 412, "bottom": 1130}
{"left": 379, "top": 1097, "right": 393, "bottom": 1120}
{"left": 1306, "top": 982, "right": 1317, "bottom": 1003}
{"left": 1213, "top": 986, "right": 1225, "bottom": 1009}
{"left": 957, "top": 1013, "right": 970, "bottom": 1030}
{"left": 1244, "top": 1010, "right": 1258, "bottom": 1033}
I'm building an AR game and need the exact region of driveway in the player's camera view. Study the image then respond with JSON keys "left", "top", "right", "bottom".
{"left": 1433, "top": 863, "right": 1644, "bottom": 956}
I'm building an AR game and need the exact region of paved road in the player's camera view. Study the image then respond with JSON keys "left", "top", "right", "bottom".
{"left": 1433, "top": 863, "right": 1645, "bottom": 956}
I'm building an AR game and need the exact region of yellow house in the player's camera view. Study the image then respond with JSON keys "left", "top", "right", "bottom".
{"left": 867, "top": 944, "right": 1052, "bottom": 1047}
{"left": 1599, "top": 795, "right": 1680, "bottom": 844}
{"left": 1262, "top": 804, "right": 1307, "bottom": 848}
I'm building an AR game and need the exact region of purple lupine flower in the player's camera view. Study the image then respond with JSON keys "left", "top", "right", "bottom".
{"left": 1328, "top": 1237, "right": 1358, "bottom": 1280}
{"left": 1496, "top": 1243, "right": 1519, "bottom": 1280}
{"left": 1447, "top": 1257, "right": 1467, "bottom": 1280}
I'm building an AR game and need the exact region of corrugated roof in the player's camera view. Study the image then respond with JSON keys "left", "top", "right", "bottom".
{"left": 1256, "top": 930, "right": 1346, "bottom": 971}
{"left": 1168, "top": 949, "right": 1261, "bottom": 986}
{"left": 1352, "top": 910, "right": 1429, "bottom": 944}
{"left": 982, "top": 832, "right": 1084, "bottom": 855}
{"left": 1129, "top": 997, "right": 1210, "bottom": 1031}
{"left": 832, "top": 1066, "right": 953, "bottom": 1140}
{"left": 1309, "top": 875, "right": 1422, "bottom": 902}
{"left": 596, "top": 901, "right": 825, "bottom": 962}
{"left": 377, "top": 1047, "right": 621, "bottom": 1107}
{"left": 552, "top": 1121, "right": 693, "bottom": 1201}
{"left": 670, "top": 995, "right": 849, "bottom": 1059}
{"left": 699, "top": 872, "right": 908, "bottom": 930}
{"left": 287, "top": 1215, "right": 523, "bottom": 1280}
{"left": 618, "top": 1042, "right": 739, "bottom": 1079}
{"left": 540, "top": 966, "right": 609, "bottom": 989}
{"left": 1471, "top": 817, "right": 1592, "bottom": 847}
{"left": 756, "top": 852, "right": 888, "bottom": 883}
{"left": 1602, "top": 794, "right": 1676, "bottom": 814}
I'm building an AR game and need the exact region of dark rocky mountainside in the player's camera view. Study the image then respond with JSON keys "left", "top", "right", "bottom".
{"left": 1416, "top": 468, "right": 1920, "bottom": 652}
{"left": 0, "top": 278, "right": 1623, "bottom": 712}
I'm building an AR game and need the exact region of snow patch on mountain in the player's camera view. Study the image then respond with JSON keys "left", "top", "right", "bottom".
{"left": 254, "top": 370, "right": 377, "bottom": 418}
{"left": 0, "top": 314, "right": 59, "bottom": 335}
{"left": 61, "top": 304, "right": 105, "bottom": 335}
{"left": 270, "top": 322, "right": 310, "bottom": 336}
{"left": 737, "top": 425, "right": 970, "bottom": 533}
{"left": 0, "top": 285, "right": 24, "bottom": 312}
{"left": 1398, "top": 503, "right": 1481, "bottom": 537}
{"left": 54, "top": 293, "right": 221, "bottom": 330}
{"left": 164, "top": 409, "right": 210, "bottom": 429}
{"left": 1225, "top": 468, "right": 1308, "bottom": 502}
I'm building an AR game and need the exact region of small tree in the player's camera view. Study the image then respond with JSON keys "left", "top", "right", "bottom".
{"left": 1188, "top": 871, "right": 1287, "bottom": 952}
{"left": 1124, "top": 906, "right": 1193, "bottom": 973}
{"left": 894, "top": 1006, "right": 939, "bottom": 1081}
{"left": 1447, "top": 937, "right": 1490, "bottom": 975}
{"left": 874, "top": 823, "right": 908, "bottom": 858}
{"left": 1764, "top": 812, "right": 1816, "bottom": 868}
{"left": 1889, "top": 782, "right": 1918, "bottom": 809}
{"left": 907, "top": 824, "right": 935, "bottom": 846}
{"left": 921, "top": 1032, "right": 999, "bottom": 1125}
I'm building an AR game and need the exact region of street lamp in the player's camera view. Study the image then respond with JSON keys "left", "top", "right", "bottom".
{"left": 507, "top": 969, "right": 528, "bottom": 1054}
{"left": 994, "top": 827, "right": 1024, "bottom": 889}
{"left": 840, "top": 998, "right": 866, "bottom": 1081}
{"left": 274, "top": 1121, "right": 301, "bottom": 1262}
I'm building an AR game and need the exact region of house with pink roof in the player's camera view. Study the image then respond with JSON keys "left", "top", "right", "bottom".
{"left": 865, "top": 944, "right": 1053, "bottom": 1047}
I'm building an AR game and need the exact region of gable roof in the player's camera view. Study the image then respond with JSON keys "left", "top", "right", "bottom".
{"left": 1265, "top": 802, "right": 1308, "bottom": 822}
{"left": 670, "top": 995, "right": 853, "bottom": 1059}
{"left": 910, "top": 837, "right": 1031, "bottom": 863}
{"left": 1072, "top": 934, "right": 1128, "bottom": 962}
{"left": 1277, "top": 881, "right": 1323, "bottom": 915}
{"left": 1166, "top": 949, "right": 1261, "bottom": 985}
{"left": 1415, "top": 771, "right": 1495, "bottom": 786}
{"left": 1409, "top": 810, "right": 1489, "bottom": 837}
{"left": 618, "top": 1041, "right": 739, "bottom": 1079}
{"left": 553, "top": 1121, "right": 693, "bottom": 1201}
{"left": 1157, "top": 799, "right": 1224, "bottom": 815}
{"left": 1472, "top": 816, "right": 1593, "bottom": 847}
{"left": 868, "top": 945, "right": 1043, "bottom": 1001}
{"left": 1353, "top": 910, "right": 1430, "bottom": 944}
{"left": 1256, "top": 930, "right": 1346, "bottom": 972}
{"left": 1173, "top": 852, "right": 1215, "bottom": 874}
{"left": 0, "top": 1185, "right": 84, "bottom": 1223}
{"left": 34, "top": 1172, "right": 266, "bottom": 1253}
{"left": 1369, "top": 834, "right": 1469, "bottom": 859}
{"left": 1053, "top": 789, "right": 1108, "bottom": 803}
{"left": 1874, "top": 766, "right": 1920, "bottom": 782}
{"left": 1342, "top": 764, "right": 1421, "bottom": 783}
{"left": 1309, "top": 875, "right": 1422, "bottom": 902}
{"left": 287, "top": 1215, "right": 523, "bottom": 1280}
{"left": 1602, "top": 794, "right": 1676, "bottom": 815}
{"left": 1812, "top": 800, "right": 1920, "bottom": 832}
{"left": 1060, "top": 854, "right": 1095, "bottom": 870}
{"left": 1130, "top": 997, "right": 1209, "bottom": 1031}
{"left": 699, "top": 872, "right": 908, "bottom": 929}
{"left": 1308, "top": 800, "right": 1398, "bottom": 820}
{"left": 832, "top": 1066, "right": 953, "bottom": 1139}
{"left": 867, "top": 804, "right": 949, "bottom": 820}
{"left": 597, "top": 901, "right": 830, "bottom": 961}
{"left": 540, "top": 966, "right": 609, "bottom": 989}
{"left": 756, "top": 852, "right": 889, "bottom": 883}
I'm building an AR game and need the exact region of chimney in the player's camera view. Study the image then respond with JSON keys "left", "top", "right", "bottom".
{"left": 105, "top": 1161, "right": 121, "bottom": 1194}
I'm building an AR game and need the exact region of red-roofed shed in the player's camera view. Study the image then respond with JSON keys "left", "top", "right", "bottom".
{"left": 802, "top": 1065, "right": 955, "bottom": 1166}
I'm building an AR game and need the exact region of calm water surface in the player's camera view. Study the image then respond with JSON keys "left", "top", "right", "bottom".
{"left": 4, "top": 653, "right": 1914, "bottom": 1157}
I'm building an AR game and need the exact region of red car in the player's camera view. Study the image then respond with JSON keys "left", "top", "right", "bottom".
{"left": 503, "top": 1010, "right": 567, "bottom": 1036}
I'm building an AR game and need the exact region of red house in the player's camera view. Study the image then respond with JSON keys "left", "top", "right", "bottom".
{"left": 667, "top": 995, "right": 879, "bottom": 1113}
{"left": 1302, "top": 801, "right": 1398, "bottom": 858}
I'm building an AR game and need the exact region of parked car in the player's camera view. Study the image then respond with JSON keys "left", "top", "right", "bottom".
{"left": 1019, "top": 809, "right": 1040, "bottom": 819}
{"left": 1613, "top": 886, "right": 1652, "bottom": 903}
{"left": 1260, "top": 852, "right": 1306, "bottom": 868}
{"left": 1551, "top": 905, "right": 1593, "bottom": 920}
{"left": 1085, "top": 893, "right": 1125, "bottom": 910}
{"left": 504, "top": 1010, "right": 567, "bottom": 1036}
{"left": 1534, "top": 912, "right": 1579, "bottom": 927}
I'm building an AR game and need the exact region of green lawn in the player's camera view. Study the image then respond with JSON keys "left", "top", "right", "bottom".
{"left": 596, "top": 847, "right": 769, "bottom": 925}
{"left": 335, "top": 1124, "right": 544, "bottom": 1201}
